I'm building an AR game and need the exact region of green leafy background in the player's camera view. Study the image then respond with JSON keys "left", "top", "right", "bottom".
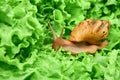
{"left": 0, "top": 0, "right": 120, "bottom": 80}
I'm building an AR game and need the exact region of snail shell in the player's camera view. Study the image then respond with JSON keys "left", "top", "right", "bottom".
{"left": 69, "top": 19, "right": 110, "bottom": 45}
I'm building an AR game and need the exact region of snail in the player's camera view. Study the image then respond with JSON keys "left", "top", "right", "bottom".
{"left": 48, "top": 19, "right": 110, "bottom": 54}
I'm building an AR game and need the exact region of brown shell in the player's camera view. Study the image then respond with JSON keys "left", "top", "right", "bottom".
{"left": 69, "top": 19, "right": 110, "bottom": 45}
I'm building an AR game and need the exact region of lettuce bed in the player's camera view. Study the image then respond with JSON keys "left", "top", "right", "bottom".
{"left": 0, "top": 0, "right": 120, "bottom": 80}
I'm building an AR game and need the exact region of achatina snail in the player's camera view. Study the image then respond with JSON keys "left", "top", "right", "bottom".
{"left": 48, "top": 19, "right": 110, "bottom": 54}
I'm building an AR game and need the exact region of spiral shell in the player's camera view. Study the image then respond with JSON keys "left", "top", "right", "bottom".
{"left": 69, "top": 19, "right": 110, "bottom": 45}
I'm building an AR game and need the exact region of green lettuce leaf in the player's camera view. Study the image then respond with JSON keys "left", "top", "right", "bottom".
{"left": 0, "top": 0, "right": 120, "bottom": 80}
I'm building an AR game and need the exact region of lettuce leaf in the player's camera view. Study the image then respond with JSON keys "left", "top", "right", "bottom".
{"left": 0, "top": 0, "right": 120, "bottom": 80}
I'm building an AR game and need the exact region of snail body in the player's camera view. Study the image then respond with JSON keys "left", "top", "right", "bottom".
{"left": 48, "top": 19, "right": 110, "bottom": 54}
{"left": 52, "top": 37, "right": 99, "bottom": 54}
